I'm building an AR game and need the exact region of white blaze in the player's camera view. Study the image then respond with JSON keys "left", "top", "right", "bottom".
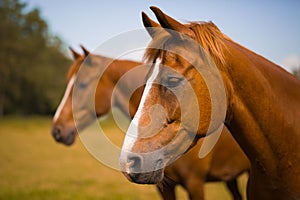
{"left": 122, "top": 60, "right": 160, "bottom": 152}
{"left": 53, "top": 75, "right": 76, "bottom": 123}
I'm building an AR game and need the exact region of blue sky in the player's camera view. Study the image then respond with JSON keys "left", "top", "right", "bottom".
{"left": 23, "top": 0, "right": 300, "bottom": 71}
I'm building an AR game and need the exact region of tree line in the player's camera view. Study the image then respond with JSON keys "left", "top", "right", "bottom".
{"left": 0, "top": 0, "right": 70, "bottom": 116}
{"left": 293, "top": 67, "right": 300, "bottom": 79}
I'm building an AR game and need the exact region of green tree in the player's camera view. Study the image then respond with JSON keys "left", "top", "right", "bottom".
{"left": 292, "top": 67, "right": 300, "bottom": 79}
{"left": 0, "top": 0, "right": 70, "bottom": 116}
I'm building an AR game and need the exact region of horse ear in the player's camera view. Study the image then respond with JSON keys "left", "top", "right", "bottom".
{"left": 69, "top": 47, "right": 81, "bottom": 59}
{"left": 80, "top": 45, "right": 90, "bottom": 57}
{"left": 142, "top": 12, "right": 161, "bottom": 38}
{"left": 150, "top": 6, "right": 195, "bottom": 39}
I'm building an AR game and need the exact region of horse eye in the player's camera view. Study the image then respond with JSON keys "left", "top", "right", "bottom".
{"left": 165, "top": 76, "right": 182, "bottom": 88}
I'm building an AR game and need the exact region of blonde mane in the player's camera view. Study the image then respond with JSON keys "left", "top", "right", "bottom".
{"left": 143, "top": 21, "right": 229, "bottom": 66}
{"left": 189, "top": 21, "right": 228, "bottom": 65}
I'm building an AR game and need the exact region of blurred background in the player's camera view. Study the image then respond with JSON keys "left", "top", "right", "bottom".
{"left": 1, "top": 0, "right": 300, "bottom": 116}
{"left": 0, "top": 0, "right": 299, "bottom": 199}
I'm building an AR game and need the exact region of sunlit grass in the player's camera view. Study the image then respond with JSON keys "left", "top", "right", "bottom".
{"left": 0, "top": 116, "right": 247, "bottom": 199}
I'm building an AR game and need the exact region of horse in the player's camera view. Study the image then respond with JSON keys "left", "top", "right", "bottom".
{"left": 52, "top": 46, "right": 250, "bottom": 199}
{"left": 119, "top": 7, "right": 300, "bottom": 200}
{"left": 51, "top": 46, "right": 143, "bottom": 145}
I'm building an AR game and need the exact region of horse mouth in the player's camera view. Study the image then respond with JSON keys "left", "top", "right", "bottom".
{"left": 62, "top": 131, "right": 76, "bottom": 145}
{"left": 52, "top": 128, "right": 76, "bottom": 146}
{"left": 125, "top": 169, "right": 164, "bottom": 184}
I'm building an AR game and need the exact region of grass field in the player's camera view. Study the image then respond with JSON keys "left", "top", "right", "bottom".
{"left": 0, "top": 116, "right": 247, "bottom": 200}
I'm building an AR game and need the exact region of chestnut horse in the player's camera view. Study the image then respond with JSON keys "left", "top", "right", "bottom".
{"left": 51, "top": 46, "right": 143, "bottom": 145}
{"left": 119, "top": 7, "right": 300, "bottom": 200}
{"left": 52, "top": 46, "right": 249, "bottom": 199}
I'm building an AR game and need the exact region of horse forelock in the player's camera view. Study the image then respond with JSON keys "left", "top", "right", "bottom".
{"left": 66, "top": 56, "right": 84, "bottom": 82}
{"left": 66, "top": 54, "right": 111, "bottom": 83}
{"left": 143, "top": 21, "right": 229, "bottom": 67}
{"left": 143, "top": 29, "right": 170, "bottom": 64}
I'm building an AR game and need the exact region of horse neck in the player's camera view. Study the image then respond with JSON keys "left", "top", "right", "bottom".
{"left": 221, "top": 40, "right": 300, "bottom": 173}
{"left": 104, "top": 59, "right": 144, "bottom": 119}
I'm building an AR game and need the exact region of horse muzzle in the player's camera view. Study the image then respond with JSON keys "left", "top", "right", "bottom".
{"left": 51, "top": 125, "right": 76, "bottom": 146}
{"left": 119, "top": 152, "right": 165, "bottom": 184}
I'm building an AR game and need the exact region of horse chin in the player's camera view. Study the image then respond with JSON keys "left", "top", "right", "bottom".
{"left": 126, "top": 169, "right": 164, "bottom": 184}
{"left": 63, "top": 132, "right": 76, "bottom": 146}
{"left": 58, "top": 130, "right": 76, "bottom": 146}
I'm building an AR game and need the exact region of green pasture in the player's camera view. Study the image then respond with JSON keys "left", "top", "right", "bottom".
{"left": 0, "top": 116, "right": 247, "bottom": 199}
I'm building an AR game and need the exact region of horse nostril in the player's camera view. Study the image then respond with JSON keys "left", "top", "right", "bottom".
{"left": 127, "top": 155, "right": 143, "bottom": 173}
{"left": 155, "top": 159, "right": 164, "bottom": 170}
{"left": 52, "top": 126, "right": 62, "bottom": 141}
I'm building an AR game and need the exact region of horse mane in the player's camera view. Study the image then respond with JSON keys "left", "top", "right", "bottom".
{"left": 189, "top": 21, "right": 229, "bottom": 65}
{"left": 143, "top": 21, "right": 229, "bottom": 66}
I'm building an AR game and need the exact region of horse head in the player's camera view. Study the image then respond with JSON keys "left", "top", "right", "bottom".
{"left": 120, "top": 7, "right": 226, "bottom": 184}
{"left": 51, "top": 46, "right": 117, "bottom": 145}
